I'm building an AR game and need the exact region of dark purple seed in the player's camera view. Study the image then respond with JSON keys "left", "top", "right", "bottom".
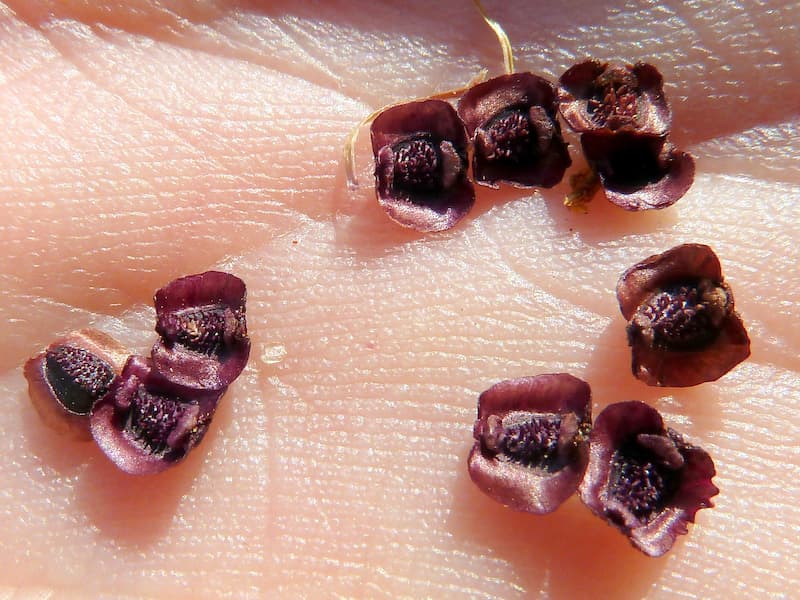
{"left": 457, "top": 72, "right": 571, "bottom": 189}
{"left": 609, "top": 439, "right": 678, "bottom": 521}
{"left": 157, "top": 305, "right": 245, "bottom": 357}
{"left": 580, "top": 131, "right": 695, "bottom": 211}
{"left": 468, "top": 373, "right": 592, "bottom": 514}
{"left": 558, "top": 60, "right": 671, "bottom": 136}
{"left": 617, "top": 244, "right": 750, "bottom": 387}
{"left": 23, "top": 329, "right": 129, "bottom": 440}
{"left": 579, "top": 401, "right": 718, "bottom": 557}
{"left": 371, "top": 99, "right": 474, "bottom": 232}
{"left": 480, "top": 110, "right": 536, "bottom": 162}
{"left": 90, "top": 355, "right": 223, "bottom": 475}
{"left": 486, "top": 413, "right": 564, "bottom": 469}
{"left": 127, "top": 388, "right": 198, "bottom": 455}
{"left": 559, "top": 61, "right": 694, "bottom": 210}
{"left": 152, "top": 271, "right": 250, "bottom": 391}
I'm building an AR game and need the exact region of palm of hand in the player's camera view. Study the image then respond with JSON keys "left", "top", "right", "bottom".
{"left": 1, "top": 1, "right": 798, "bottom": 597}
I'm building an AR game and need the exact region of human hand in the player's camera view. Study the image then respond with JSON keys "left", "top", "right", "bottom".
{"left": 1, "top": 1, "right": 797, "bottom": 597}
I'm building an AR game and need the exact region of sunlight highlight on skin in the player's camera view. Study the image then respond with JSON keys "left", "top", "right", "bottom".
{"left": 0, "top": 0, "right": 798, "bottom": 598}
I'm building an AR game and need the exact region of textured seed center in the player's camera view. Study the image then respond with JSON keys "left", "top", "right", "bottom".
{"left": 485, "top": 413, "right": 564, "bottom": 470}
{"left": 128, "top": 388, "right": 191, "bottom": 455}
{"left": 610, "top": 442, "right": 678, "bottom": 521}
{"left": 633, "top": 280, "right": 730, "bottom": 350}
{"left": 159, "top": 306, "right": 245, "bottom": 355}
{"left": 45, "top": 345, "right": 115, "bottom": 414}
{"left": 589, "top": 71, "right": 639, "bottom": 127}
{"left": 393, "top": 138, "right": 441, "bottom": 192}
{"left": 483, "top": 109, "right": 534, "bottom": 162}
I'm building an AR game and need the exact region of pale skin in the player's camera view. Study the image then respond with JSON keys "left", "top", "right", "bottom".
{"left": 0, "top": 0, "right": 798, "bottom": 597}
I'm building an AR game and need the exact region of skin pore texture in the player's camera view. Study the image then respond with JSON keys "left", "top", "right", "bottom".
{"left": 0, "top": 0, "right": 798, "bottom": 597}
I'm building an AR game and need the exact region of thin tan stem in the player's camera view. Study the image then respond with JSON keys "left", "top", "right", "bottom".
{"left": 473, "top": 0, "right": 514, "bottom": 75}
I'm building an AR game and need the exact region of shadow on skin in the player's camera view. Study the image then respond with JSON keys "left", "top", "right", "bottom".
{"left": 582, "top": 318, "right": 669, "bottom": 405}
{"left": 332, "top": 148, "right": 574, "bottom": 257}
{"left": 19, "top": 390, "right": 97, "bottom": 475}
{"left": 18, "top": 387, "right": 190, "bottom": 546}
{"left": 330, "top": 161, "right": 428, "bottom": 257}
{"left": 541, "top": 175, "right": 680, "bottom": 246}
{"left": 70, "top": 385, "right": 235, "bottom": 546}
{"left": 75, "top": 453, "right": 191, "bottom": 547}
{"left": 583, "top": 320, "right": 723, "bottom": 433}
{"left": 448, "top": 462, "right": 665, "bottom": 599}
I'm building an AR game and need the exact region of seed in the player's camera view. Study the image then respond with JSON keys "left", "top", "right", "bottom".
{"left": 152, "top": 271, "right": 250, "bottom": 391}
{"left": 45, "top": 345, "right": 115, "bottom": 415}
{"left": 579, "top": 401, "right": 718, "bottom": 557}
{"left": 393, "top": 138, "right": 441, "bottom": 192}
{"left": 371, "top": 99, "right": 474, "bottom": 232}
{"left": 468, "top": 373, "right": 592, "bottom": 514}
{"left": 558, "top": 60, "right": 671, "bottom": 136}
{"left": 457, "top": 72, "right": 570, "bottom": 189}
{"left": 617, "top": 244, "right": 750, "bottom": 387}
{"left": 629, "top": 279, "right": 731, "bottom": 351}
{"left": 90, "top": 355, "right": 221, "bottom": 475}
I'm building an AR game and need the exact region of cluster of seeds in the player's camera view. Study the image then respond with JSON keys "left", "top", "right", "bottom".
{"left": 559, "top": 60, "right": 694, "bottom": 210}
{"left": 19, "top": 10, "right": 754, "bottom": 568}
{"left": 350, "top": 12, "right": 751, "bottom": 556}
{"left": 363, "top": 59, "right": 694, "bottom": 232}
{"left": 469, "top": 374, "right": 720, "bottom": 558}
{"left": 23, "top": 271, "right": 250, "bottom": 474}
{"left": 468, "top": 244, "right": 749, "bottom": 557}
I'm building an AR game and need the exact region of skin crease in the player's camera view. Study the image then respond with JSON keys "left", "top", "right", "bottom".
{"left": 0, "top": 0, "right": 798, "bottom": 597}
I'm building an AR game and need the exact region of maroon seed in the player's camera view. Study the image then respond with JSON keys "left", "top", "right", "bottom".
{"left": 580, "top": 131, "right": 695, "bottom": 211}
{"left": 629, "top": 280, "right": 731, "bottom": 351}
{"left": 468, "top": 373, "right": 592, "bottom": 514}
{"left": 152, "top": 271, "right": 250, "bottom": 390}
{"left": 392, "top": 138, "right": 442, "bottom": 192}
{"left": 457, "top": 72, "right": 571, "bottom": 189}
{"left": 588, "top": 68, "right": 639, "bottom": 129}
{"left": 617, "top": 244, "right": 750, "bottom": 387}
{"left": 371, "top": 99, "right": 474, "bottom": 232}
{"left": 90, "top": 355, "right": 223, "bottom": 475}
{"left": 609, "top": 437, "right": 679, "bottom": 521}
{"left": 579, "top": 401, "right": 718, "bottom": 557}
{"left": 24, "top": 329, "right": 129, "bottom": 440}
{"left": 481, "top": 110, "right": 536, "bottom": 162}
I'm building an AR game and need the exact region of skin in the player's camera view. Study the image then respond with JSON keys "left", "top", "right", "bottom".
{"left": 0, "top": 0, "right": 798, "bottom": 597}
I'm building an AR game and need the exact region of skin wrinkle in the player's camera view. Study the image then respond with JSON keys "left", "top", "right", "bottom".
{"left": 48, "top": 27, "right": 284, "bottom": 179}
{"left": 5, "top": 0, "right": 382, "bottom": 105}
{"left": 0, "top": 1, "right": 798, "bottom": 598}
{"left": 43, "top": 31, "right": 233, "bottom": 178}
{"left": 0, "top": 29, "right": 356, "bottom": 360}
{"left": 512, "top": 2, "right": 799, "bottom": 148}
